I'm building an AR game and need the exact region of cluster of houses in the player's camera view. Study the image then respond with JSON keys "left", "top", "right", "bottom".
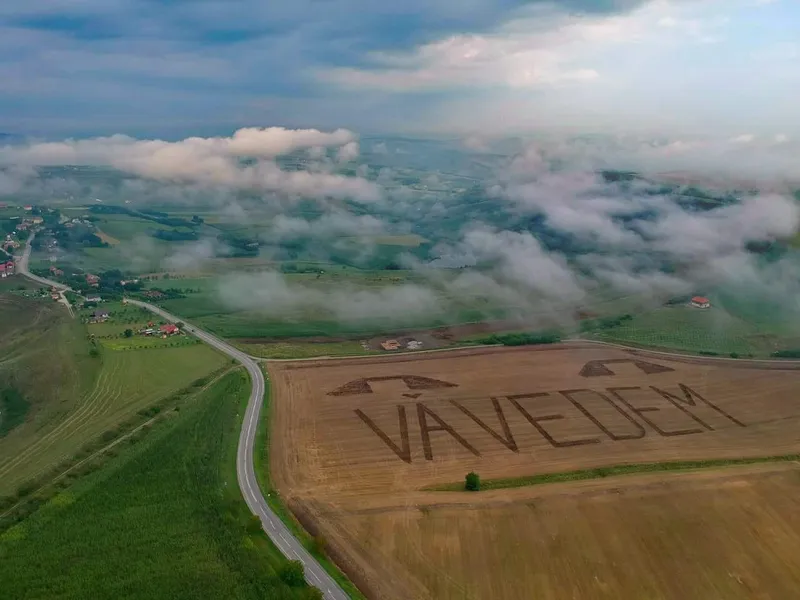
{"left": 139, "top": 323, "right": 181, "bottom": 337}
{"left": 14, "top": 216, "right": 43, "bottom": 233}
{"left": 89, "top": 309, "right": 110, "bottom": 323}
{"left": 63, "top": 217, "right": 93, "bottom": 229}
{"left": 379, "top": 338, "right": 424, "bottom": 351}
{"left": 3, "top": 234, "right": 20, "bottom": 253}
{"left": 0, "top": 260, "right": 15, "bottom": 278}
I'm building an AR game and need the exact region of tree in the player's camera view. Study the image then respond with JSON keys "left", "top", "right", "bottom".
{"left": 279, "top": 560, "right": 305, "bottom": 587}
{"left": 465, "top": 471, "right": 480, "bottom": 492}
{"left": 175, "top": 321, "right": 185, "bottom": 330}
{"left": 124, "top": 328, "right": 133, "bottom": 338}
{"left": 246, "top": 515, "right": 263, "bottom": 534}
{"left": 307, "top": 588, "right": 324, "bottom": 600}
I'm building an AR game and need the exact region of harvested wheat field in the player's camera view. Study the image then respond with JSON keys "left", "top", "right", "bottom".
{"left": 268, "top": 344, "right": 800, "bottom": 600}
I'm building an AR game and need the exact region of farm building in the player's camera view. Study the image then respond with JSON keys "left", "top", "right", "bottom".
{"left": 0, "top": 260, "right": 14, "bottom": 277}
{"left": 380, "top": 339, "right": 401, "bottom": 351}
{"left": 406, "top": 340, "right": 424, "bottom": 350}
{"left": 691, "top": 296, "right": 711, "bottom": 309}
{"left": 160, "top": 324, "right": 180, "bottom": 336}
{"left": 85, "top": 295, "right": 102, "bottom": 303}
{"left": 91, "top": 309, "right": 110, "bottom": 322}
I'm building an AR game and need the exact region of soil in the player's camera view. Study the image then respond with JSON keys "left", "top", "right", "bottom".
{"left": 268, "top": 344, "right": 800, "bottom": 600}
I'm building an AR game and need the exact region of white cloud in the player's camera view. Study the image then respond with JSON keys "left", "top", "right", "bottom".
{"left": 0, "top": 127, "right": 382, "bottom": 203}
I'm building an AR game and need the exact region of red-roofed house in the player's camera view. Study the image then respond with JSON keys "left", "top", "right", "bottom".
{"left": 691, "top": 296, "right": 711, "bottom": 309}
{"left": 160, "top": 324, "right": 180, "bottom": 336}
{"left": 0, "top": 263, "right": 6, "bottom": 278}
{"left": 86, "top": 273, "right": 100, "bottom": 286}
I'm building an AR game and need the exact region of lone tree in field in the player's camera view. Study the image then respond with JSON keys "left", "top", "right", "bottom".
{"left": 279, "top": 560, "right": 305, "bottom": 587}
{"left": 465, "top": 471, "right": 480, "bottom": 491}
{"left": 124, "top": 328, "right": 133, "bottom": 338}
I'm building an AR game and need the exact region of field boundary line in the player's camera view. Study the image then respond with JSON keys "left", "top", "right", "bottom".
{"left": 265, "top": 338, "right": 800, "bottom": 370}
{"left": 425, "top": 453, "right": 800, "bottom": 493}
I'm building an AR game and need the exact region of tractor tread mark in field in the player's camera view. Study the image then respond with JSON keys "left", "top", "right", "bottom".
{"left": 580, "top": 358, "right": 675, "bottom": 377}
{"left": 328, "top": 375, "right": 458, "bottom": 396}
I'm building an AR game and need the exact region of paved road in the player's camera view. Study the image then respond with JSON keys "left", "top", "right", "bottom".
{"left": 124, "top": 300, "right": 349, "bottom": 600}
{"left": 16, "top": 234, "right": 74, "bottom": 317}
{"left": 15, "top": 236, "right": 348, "bottom": 599}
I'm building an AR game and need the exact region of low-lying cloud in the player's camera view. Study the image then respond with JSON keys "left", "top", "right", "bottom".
{"left": 0, "top": 127, "right": 382, "bottom": 203}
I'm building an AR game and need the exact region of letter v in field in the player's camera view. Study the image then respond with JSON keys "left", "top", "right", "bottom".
{"left": 331, "top": 374, "right": 460, "bottom": 463}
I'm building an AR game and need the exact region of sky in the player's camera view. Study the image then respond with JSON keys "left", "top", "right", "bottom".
{"left": 0, "top": 0, "right": 797, "bottom": 138}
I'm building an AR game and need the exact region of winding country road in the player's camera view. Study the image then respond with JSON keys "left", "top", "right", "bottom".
{"left": 16, "top": 235, "right": 349, "bottom": 600}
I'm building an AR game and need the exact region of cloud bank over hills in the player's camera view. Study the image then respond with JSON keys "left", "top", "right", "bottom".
{"left": 1, "top": 126, "right": 798, "bottom": 326}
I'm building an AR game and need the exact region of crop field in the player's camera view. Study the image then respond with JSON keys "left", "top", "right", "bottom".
{"left": 0, "top": 337, "right": 226, "bottom": 495}
{"left": 0, "top": 372, "right": 322, "bottom": 600}
{"left": 587, "top": 306, "right": 769, "bottom": 356}
{"left": 268, "top": 345, "right": 800, "bottom": 599}
{"left": 238, "top": 340, "right": 375, "bottom": 360}
{"left": 95, "top": 213, "right": 178, "bottom": 241}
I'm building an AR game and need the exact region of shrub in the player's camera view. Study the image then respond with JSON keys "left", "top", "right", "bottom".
{"left": 465, "top": 471, "right": 480, "bottom": 491}
{"left": 279, "top": 560, "right": 306, "bottom": 587}
{"left": 479, "top": 331, "right": 561, "bottom": 346}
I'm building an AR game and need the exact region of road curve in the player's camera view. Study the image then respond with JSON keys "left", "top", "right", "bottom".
{"left": 16, "top": 235, "right": 348, "bottom": 599}
{"left": 126, "top": 301, "right": 350, "bottom": 600}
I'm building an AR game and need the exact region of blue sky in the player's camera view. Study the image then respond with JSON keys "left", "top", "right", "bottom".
{"left": 0, "top": 0, "right": 797, "bottom": 138}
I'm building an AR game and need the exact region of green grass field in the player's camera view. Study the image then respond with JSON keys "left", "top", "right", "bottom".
{"left": 585, "top": 305, "right": 769, "bottom": 356}
{"left": 0, "top": 371, "right": 322, "bottom": 600}
{"left": 0, "top": 295, "right": 227, "bottom": 495}
{"left": 236, "top": 340, "right": 375, "bottom": 360}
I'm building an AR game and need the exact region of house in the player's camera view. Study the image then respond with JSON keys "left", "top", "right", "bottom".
{"left": 1, "top": 261, "right": 14, "bottom": 277}
{"left": 91, "top": 309, "right": 110, "bottom": 321}
{"left": 16, "top": 222, "right": 28, "bottom": 232}
{"left": 51, "top": 293, "right": 60, "bottom": 301}
{"left": 23, "top": 205, "right": 32, "bottom": 211}
{"left": 31, "top": 216, "right": 44, "bottom": 225}
{"left": 160, "top": 323, "right": 180, "bottom": 336}
{"left": 380, "top": 339, "right": 401, "bottom": 351}
{"left": 85, "top": 295, "right": 102, "bottom": 304}
{"left": 86, "top": 273, "right": 100, "bottom": 286}
{"left": 691, "top": 296, "right": 711, "bottom": 309}
{"left": 0, "top": 264, "right": 5, "bottom": 278}
{"left": 406, "top": 340, "right": 424, "bottom": 350}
